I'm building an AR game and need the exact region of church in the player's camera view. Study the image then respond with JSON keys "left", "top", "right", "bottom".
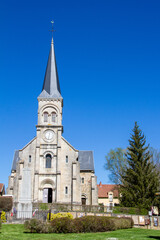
{"left": 7, "top": 36, "right": 98, "bottom": 209}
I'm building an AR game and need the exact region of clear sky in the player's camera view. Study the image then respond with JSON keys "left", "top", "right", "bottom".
{"left": 1, "top": 0, "right": 160, "bottom": 188}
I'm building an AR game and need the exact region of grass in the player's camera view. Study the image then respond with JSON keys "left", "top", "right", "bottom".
{"left": 0, "top": 224, "right": 160, "bottom": 240}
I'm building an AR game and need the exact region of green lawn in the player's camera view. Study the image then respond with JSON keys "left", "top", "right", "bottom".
{"left": 0, "top": 224, "right": 160, "bottom": 240}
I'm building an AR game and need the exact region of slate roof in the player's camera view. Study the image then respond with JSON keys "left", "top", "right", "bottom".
{"left": 97, "top": 182, "right": 119, "bottom": 198}
{"left": 11, "top": 150, "right": 19, "bottom": 171}
{"left": 78, "top": 151, "right": 94, "bottom": 172}
{"left": 38, "top": 38, "right": 62, "bottom": 99}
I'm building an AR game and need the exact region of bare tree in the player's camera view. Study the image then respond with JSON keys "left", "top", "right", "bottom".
{"left": 105, "top": 148, "right": 127, "bottom": 184}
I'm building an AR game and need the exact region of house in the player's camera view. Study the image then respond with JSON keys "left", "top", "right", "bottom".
{"left": 0, "top": 184, "right": 5, "bottom": 196}
{"left": 97, "top": 182, "right": 119, "bottom": 209}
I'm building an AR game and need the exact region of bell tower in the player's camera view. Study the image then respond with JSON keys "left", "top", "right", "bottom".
{"left": 34, "top": 36, "right": 63, "bottom": 203}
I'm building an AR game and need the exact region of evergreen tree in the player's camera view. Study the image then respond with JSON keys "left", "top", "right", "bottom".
{"left": 120, "top": 122, "right": 160, "bottom": 209}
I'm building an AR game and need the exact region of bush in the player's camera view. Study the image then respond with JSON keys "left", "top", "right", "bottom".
{"left": 113, "top": 206, "right": 148, "bottom": 215}
{"left": 113, "top": 217, "right": 134, "bottom": 229}
{"left": 49, "top": 216, "right": 133, "bottom": 233}
{"left": 39, "top": 203, "right": 49, "bottom": 210}
{"left": 0, "top": 197, "right": 13, "bottom": 212}
{"left": 25, "top": 216, "right": 133, "bottom": 233}
{"left": 72, "top": 216, "right": 114, "bottom": 233}
{"left": 47, "top": 212, "right": 73, "bottom": 221}
{"left": 0, "top": 220, "right": 1, "bottom": 229}
{"left": 50, "top": 217, "right": 73, "bottom": 233}
{"left": 1, "top": 211, "right": 6, "bottom": 223}
{"left": 24, "top": 219, "right": 49, "bottom": 233}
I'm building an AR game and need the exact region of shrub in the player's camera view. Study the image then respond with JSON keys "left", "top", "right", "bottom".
{"left": 98, "top": 203, "right": 104, "bottom": 212}
{"left": 72, "top": 216, "right": 116, "bottom": 233}
{"left": 0, "top": 197, "right": 13, "bottom": 212}
{"left": 0, "top": 220, "right": 1, "bottom": 229}
{"left": 50, "top": 216, "right": 133, "bottom": 233}
{"left": 25, "top": 216, "right": 133, "bottom": 233}
{"left": 39, "top": 203, "right": 49, "bottom": 210}
{"left": 50, "top": 217, "right": 73, "bottom": 233}
{"left": 1, "top": 211, "right": 6, "bottom": 223}
{"left": 47, "top": 212, "right": 73, "bottom": 221}
{"left": 24, "top": 219, "right": 49, "bottom": 233}
{"left": 113, "top": 217, "right": 134, "bottom": 229}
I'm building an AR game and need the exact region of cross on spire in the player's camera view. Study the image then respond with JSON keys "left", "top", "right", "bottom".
{"left": 49, "top": 20, "right": 55, "bottom": 38}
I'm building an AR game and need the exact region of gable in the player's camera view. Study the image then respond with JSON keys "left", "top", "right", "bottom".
{"left": 11, "top": 137, "right": 37, "bottom": 171}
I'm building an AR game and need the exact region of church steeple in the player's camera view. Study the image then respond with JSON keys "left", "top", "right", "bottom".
{"left": 38, "top": 37, "right": 62, "bottom": 99}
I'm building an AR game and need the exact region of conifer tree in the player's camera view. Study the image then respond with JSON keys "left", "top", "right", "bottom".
{"left": 120, "top": 122, "right": 160, "bottom": 209}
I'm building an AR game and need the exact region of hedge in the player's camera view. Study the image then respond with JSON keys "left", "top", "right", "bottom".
{"left": 0, "top": 197, "right": 13, "bottom": 212}
{"left": 25, "top": 216, "right": 133, "bottom": 233}
{"left": 113, "top": 206, "right": 148, "bottom": 215}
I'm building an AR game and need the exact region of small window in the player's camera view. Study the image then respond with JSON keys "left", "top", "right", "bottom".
{"left": 46, "top": 154, "right": 51, "bottom": 168}
{"left": 51, "top": 112, "right": 56, "bottom": 123}
{"left": 81, "top": 177, "right": 84, "bottom": 184}
{"left": 109, "top": 193, "right": 113, "bottom": 202}
{"left": 66, "top": 156, "right": 68, "bottom": 163}
{"left": 29, "top": 155, "right": 31, "bottom": 163}
{"left": 44, "top": 112, "right": 48, "bottom": 122}
{"left": 65, "top": 186, "right": 68, "bottom": 194}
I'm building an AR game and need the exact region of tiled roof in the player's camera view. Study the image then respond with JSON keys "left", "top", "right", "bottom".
{"left": 97, "top": 182, "right": 119, "bottom": 198}
{"left": 0, "top": 183, "right": 4, "bottom": 193}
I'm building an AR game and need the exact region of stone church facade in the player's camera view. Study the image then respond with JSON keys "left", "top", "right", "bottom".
{"left": 7, "top": 37, "right": 98, "bottom": 208}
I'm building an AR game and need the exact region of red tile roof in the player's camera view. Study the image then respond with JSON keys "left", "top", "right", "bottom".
{"left": 0, "top": 183, "right": 4, "bottom": 193}
{"left": 97, "top": 182, "right": 119, "bottom": 198}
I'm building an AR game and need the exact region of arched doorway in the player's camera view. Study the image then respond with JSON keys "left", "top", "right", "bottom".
{"left": 43, "top": 188, "right": 52, "bottom": 203}
{"left": 81, "top": 197, "right": 86, "bottom": 205}
{"left": 40, "top": 179, "right": 55, "bottom": 203}
{"left": 81, "top": 194, "right": 87, "bottom": 205}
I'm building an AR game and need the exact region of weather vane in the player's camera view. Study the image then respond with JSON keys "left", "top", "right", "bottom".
{"left": 49, "top": 20, "right": 55, "bottom": 38}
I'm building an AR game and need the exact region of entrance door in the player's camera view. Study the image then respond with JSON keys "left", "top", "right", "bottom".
{"left": 81, "top": 198, "right": 86, "bottom": 205}
{"left": 43, "top": 188, "right": 48, "bottom": 203}
{"left": 43, "top": 188, "right": 52, "bottom": 203}
{"left": 48, "top": 188, "right": 52, "bottom": 203}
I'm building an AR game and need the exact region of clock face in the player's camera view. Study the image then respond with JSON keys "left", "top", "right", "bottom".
{"left": 44, "top": 130, "right": 55, "bottom": 141}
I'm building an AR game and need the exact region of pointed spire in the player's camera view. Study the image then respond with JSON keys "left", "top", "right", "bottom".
{"left": 38, "top": 37, "right": 62, "bottom": 99}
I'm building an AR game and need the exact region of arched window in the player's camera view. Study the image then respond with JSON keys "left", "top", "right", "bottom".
{"left": 51, "top": 112, "right": 56, "bottom": 123}
{"left": 46, "top": 154, "right": 52, "bottom": 168}
{"left": 65, "top": 186, "right": 68, "bottom": 194}
{"left": 44, "top": 112, "right": 48, "bottom": 122}
{"left": 29, "top": 155, "right": 31, "bottom": 163}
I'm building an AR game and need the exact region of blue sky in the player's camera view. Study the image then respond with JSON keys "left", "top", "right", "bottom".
{"left": 1, "top": 0, "right": 160, "bottom": 188}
